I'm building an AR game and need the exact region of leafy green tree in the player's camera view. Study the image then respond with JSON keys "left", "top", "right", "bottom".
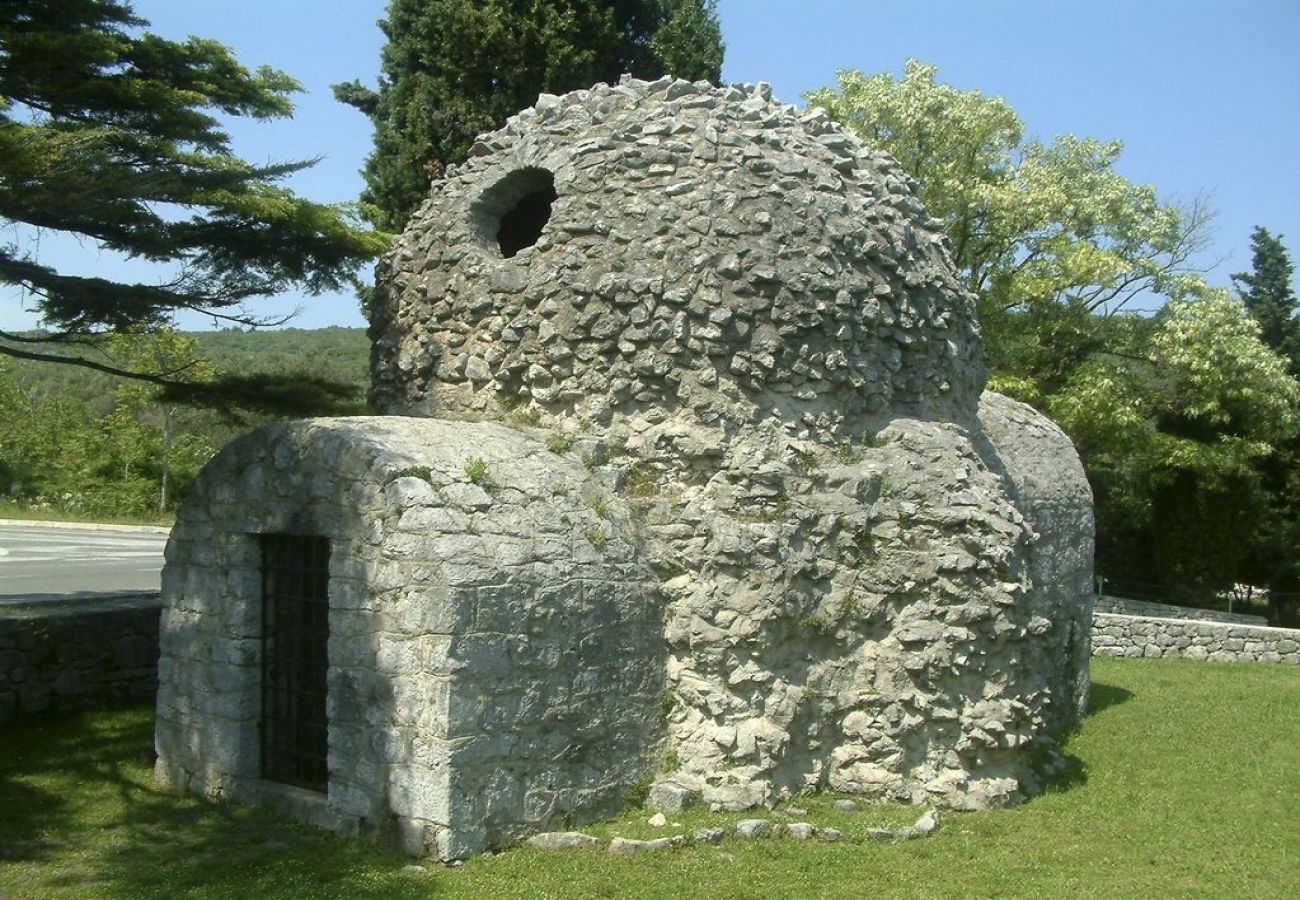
{"left": 106, "top": 329, "right": 218, "bottom": 513}
{"left": 0, "top": 326, "right": 375, "bottom": 520}
{"left": 805, "top": 60, "right": 1300, "bottom": 609}
{"left": 1049, "top": 290, "right": 1300, "bottom": 602}
{"left": 650, "top": 0, "right": 724, "bottom": 84}
{"left": 335, "top": 0, "right": 725, "bottom": 231}
{"left": 806, "top": 61, "right": 1212, "bottom": 391}
{"left": 0, "top": 0, "right": 387, "bottom": 397}
{"left": 0, "top": 331, "right": 219, "bottom": 519}
{"left": 1233, "top": 226, "right": 1300, "bottom": 376}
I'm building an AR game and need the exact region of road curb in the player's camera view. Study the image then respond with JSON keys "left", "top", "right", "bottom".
{"left": 0, "top": 518, "right": 172, "bottom": 535}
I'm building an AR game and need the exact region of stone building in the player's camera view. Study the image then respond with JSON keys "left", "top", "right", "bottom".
{"left": 156, "top": 77, "right": 1094, "bottom": 860}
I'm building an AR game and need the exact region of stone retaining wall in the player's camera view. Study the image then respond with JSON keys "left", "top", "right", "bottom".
{"left": 1092, "top": 612, "right": 1300, "bottom": 664}
{"left": 1093, "top": 595, "right": 1266, "bottom": 626}
{"left": 0, "top": 593, "right": 162, "bottom": 724}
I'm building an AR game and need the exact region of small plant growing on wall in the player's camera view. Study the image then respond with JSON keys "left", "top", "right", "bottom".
{"left": 391, "top": 465, "right": 434, "bottom": 484}
{"left": 836, "top": 441, "right": 864, "bottom": 464}
{"left": 510, "top": 406, "right": 543, "bottom": 427}
{"left": 800, "top": 614, "right": 831, "bottom": 634}
{"left": 793, "top": 449, "right": 819, "bottom": 478}
{"left": 464, "top": 457, "right": 490, "bottom": 484}
{"left": 623, "top": 461, "right": 660, "bottom": 498}
{"left": 660, "top": 747, "right": 680, "bottom": 772}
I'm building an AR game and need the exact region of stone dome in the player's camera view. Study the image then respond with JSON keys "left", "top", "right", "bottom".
{"left": 371, "top": 75, "right": 984, "bottom": 436}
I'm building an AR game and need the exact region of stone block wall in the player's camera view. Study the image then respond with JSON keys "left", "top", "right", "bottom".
{"left": 0, "top": 593, "right": 162, "bottom": 725}
{"left": 1092, "top": 613, "right": 1300, "bottom": 663}
{"left": 156, "top": 417, "right": 664, "bottom": 860}
{"left": 1093, "top": 595, "right": 1266, "bottom": 626}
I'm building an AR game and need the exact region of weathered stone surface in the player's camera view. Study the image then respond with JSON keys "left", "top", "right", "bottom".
{"left": 160, "top": 76, "right": 1097, "bottom": 862}
{"left": 735, "top": 819, "right": 771, "bottom": 839}
{"left": 527, "top": 832, "right": 602, "bottom": 851}
{"left": 0, "top": 594, "right": 161, "bottom": 725}
{"left": 156, "top": 418, "right": 664, "bottom": 861}
{"left": 648, "top": 781, "right": 698, "bottom": 814}
{"left": 1093, "top": 596, "right": 1266, "bottom": 626}
{"left": 786, "top": 822, "right": 816, "bottom": 840}
{"left": 367, "top": 76, "right": 1094, "bottom": 815}
{"left": 867, "top": 809, "right": 939, "bottom": 841}
{"left": 609, "top": 836, "right": 683, "bottom": 854}
{"left": 374, "top": 76, "right": 984, "bottom": 428}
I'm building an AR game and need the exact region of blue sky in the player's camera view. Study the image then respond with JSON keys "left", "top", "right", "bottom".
{"left": 7, "top": 0, "right": 1298, "bottom": 331}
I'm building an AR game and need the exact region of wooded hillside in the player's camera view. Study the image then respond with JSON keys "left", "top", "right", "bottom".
{"left": 0, "top": 328, "right": 369, "bottom": 520}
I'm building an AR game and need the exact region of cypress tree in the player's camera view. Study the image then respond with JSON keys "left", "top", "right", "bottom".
{"left": 1233, "top": 227, "right": 1300, "bottom": 625}
{"left": 334, "top": 0, "right": 725, "bottom": 231}
{"left": 1233, "top": 226, "right": 1300, "bottom": 375}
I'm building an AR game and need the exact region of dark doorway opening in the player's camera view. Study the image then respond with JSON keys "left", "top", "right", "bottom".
{"left": 261, "top": 533, "right": 330, "bottom": 792}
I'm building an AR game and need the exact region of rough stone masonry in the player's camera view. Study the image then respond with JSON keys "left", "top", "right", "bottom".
{"left": 157, "top": 76, "right": 1094, "bottom": 860}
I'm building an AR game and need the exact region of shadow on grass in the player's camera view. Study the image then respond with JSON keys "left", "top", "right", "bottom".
{"left": 1021, "top": 679, "right": 1134, "bottom": 803}
{"left": 0, "top": 708, "right": 134, "bottom": 863}
{"left": 1086, "top": 681, "right": 1133, "bottom": 716}
{"left": 0, "top": 778, "right": 69, "bottom": 863}
{"left": 0, "top": 705, "right": 426, "bottom": 900}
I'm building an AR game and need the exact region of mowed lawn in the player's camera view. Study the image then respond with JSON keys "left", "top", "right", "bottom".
{"left": 1, "top": 657, "right": 1296, "bottom": 899}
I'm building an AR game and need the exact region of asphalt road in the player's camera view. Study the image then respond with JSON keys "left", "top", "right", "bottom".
{"left": 0, "top": 521, "right": 170, "bottom": 600}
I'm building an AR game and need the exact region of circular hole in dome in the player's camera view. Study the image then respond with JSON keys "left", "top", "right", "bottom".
{"left": 472, "top": 167, "right": 557, "bottom": 258}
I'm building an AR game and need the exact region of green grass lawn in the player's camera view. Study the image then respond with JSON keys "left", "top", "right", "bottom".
{"left": 2, "top": 657, "right": 1297, "bottom": 899}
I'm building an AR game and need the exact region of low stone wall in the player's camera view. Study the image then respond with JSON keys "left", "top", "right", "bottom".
{"left": 1093, "top": 595, "right": 1266, "bottom": 626}
{"left": 1092, "top": 612, "right": 1300, "bottom": 664}
{"left": 0, "top": 592, "right": 162, "bottom": 724}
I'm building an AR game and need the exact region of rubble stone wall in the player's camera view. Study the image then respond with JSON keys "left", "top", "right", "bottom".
{"left": 371, "top": 76, "right": 1095, "bottom": 815}
{"left": 163, "top": 77, "right": 1097, "bottom": 859}
{"left": 1092, "top": 613, "right": 1300, "bottom": 664}
{"left": 1092, "top": 595, "right": 1266, "bottom": 626}
{"left": 0, "top": 594, "right": 161, "bottom": 724}
{"left": 372, "top": 78, "right": 984, "bottom": 431}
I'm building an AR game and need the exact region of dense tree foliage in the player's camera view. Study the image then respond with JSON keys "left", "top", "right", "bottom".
{"left": 810, "top": 62, "right": 1300, "bottom": 617}
{"left": 806, "top": 61, "right": 1212, "bottom": 391}
{"left": 1232, "top": 230, "right": 1300, "bottom": 623}
{"left": 1233, "top": 226, "right": 1300, "bottom": 376}
{"left": 1049, "top": 290, "right": 1298, "bottom": 602}
{"left": 0, "top": 0, "right": 386, "bottom": 393}
{"left": 335, "top": 0, "right": 725, "bottom": 230}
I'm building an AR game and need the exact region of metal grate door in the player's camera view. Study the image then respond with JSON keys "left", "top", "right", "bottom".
{"left": 260, "top": 533, "right": 330, "bottom": 791}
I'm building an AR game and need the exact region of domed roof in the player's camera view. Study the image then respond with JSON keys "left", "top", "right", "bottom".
{"left": 372, "top": 76, "right": 985, "bottom": 437}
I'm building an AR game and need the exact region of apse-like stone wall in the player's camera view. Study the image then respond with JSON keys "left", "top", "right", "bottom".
{"left": 372, "top": 76, "right": 1095, "bottom": 813}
